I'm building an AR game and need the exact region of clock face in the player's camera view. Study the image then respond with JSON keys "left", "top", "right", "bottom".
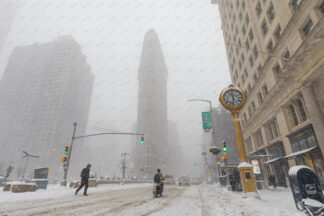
{"left": 223, "top": 90, "right": 244, "bottom": 107}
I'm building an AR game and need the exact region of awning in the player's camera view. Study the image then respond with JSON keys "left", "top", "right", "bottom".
{"left": 264, "top": 157, "right": 282, "bottom": 164}
{"left": 284, "top": 146, "right": 318, "bottom": 159}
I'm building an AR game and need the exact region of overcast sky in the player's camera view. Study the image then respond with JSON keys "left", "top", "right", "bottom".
{"left": 0, "top": 0, "right": 231, "bottom": 176}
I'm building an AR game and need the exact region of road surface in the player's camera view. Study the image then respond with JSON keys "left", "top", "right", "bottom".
{"left": 0, "top": 184, "right": 301, "bottom": 216}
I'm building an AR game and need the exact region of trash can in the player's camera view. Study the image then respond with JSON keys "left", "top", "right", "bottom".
{"left": 288, "top": 165, "right": 324, "bottom": 210}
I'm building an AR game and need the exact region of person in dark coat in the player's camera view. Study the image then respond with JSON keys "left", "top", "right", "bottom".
{"left": 154, "top": 169, "right": 164, "bottom": 192}
{"left": 75, "top": 164, "right": 91, "bottom": 196}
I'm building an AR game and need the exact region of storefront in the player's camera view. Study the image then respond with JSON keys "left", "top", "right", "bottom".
{"left": 286, "top": 124, "right": 324, "bottom": 187}
{"left": 265, "top": 141, "right": 289, "bottom": 187}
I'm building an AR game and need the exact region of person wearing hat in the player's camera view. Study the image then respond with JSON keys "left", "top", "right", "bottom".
{"left": 75, "top": 163, "right": 91, "bottom": 196}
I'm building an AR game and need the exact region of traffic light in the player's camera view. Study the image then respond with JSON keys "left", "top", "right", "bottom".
{"left": 64, "top": 146, "right": 69, "bottom": 155}
{"left": 140, "top": 136, "right": 144, "bottom": 144}
{"left": 61, "top": 156, "right": 67, "bottom": 163}
{"left": 217, "top": 161, "right": 220, "bottom": 165}
{"left": 222, "top": 141, "right": 228, "bottom": 152}
{"left": 223, "top": 153, "right": 228, "bottom": 160}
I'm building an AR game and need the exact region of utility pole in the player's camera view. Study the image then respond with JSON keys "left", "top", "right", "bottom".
{"left": 61, "top": 122, "right": 77, "bottom": 186}
{"left": 121, "top": 152, "right": 129, "bottom": 179}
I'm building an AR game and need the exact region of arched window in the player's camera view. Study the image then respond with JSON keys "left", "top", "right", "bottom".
{"left": 289, "top": 104, "right": 299, "bottom": 126}
{"left": 297, "top": 99, "right": 307, "bottom": 122}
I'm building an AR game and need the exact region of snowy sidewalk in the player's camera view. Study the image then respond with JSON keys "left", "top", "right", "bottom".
{"left": 204, "top": 185, "right": 303, "bottom": 216}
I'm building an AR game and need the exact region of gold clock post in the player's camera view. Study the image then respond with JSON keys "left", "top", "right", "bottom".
{"left": 219, "top": 85, "right": 258, "bottom": 197}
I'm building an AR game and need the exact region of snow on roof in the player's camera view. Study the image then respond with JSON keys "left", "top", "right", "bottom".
{"left": 284, "top": 146, "right": 317, "bottom": 159}
{"left": 264, "top": 157, "right": 282, "bottom": 164}
{"left": 238, "top": 162, "right": 252, "bottom": 168}
{"left": 288, "top": 165, "right": 312, "bottom": 176}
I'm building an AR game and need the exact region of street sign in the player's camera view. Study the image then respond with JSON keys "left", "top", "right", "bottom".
{"left": 201, "top": 112, "right": 212, "bottom": 132}
{"left": 202, "top": 152, "right": 207, "bottom": 156}
{"left": 251, "top": 160, "right": 261, "bottom": 174}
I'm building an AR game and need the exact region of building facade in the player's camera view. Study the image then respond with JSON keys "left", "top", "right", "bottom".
{"left": 135, "top": 29, "right": 169, "bottom": 178}
{"left": 216, "top": 0, "right": 324, "bottom": 186}
{"left": 0, "top": 0, "right": 21, "bottom": 54}
{"left": 0, "top": 36, "right": 94, "bottom": 180}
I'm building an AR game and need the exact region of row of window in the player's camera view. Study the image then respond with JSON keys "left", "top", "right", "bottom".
{"left": 243, "top": 97, "right": 309, "bottom": 154}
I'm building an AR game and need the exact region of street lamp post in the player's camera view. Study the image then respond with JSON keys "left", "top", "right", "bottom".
{"left": 60, "top": 122, "right": 144, "bottom": 186}
{"left": 21, "top": 151, "right": 39, "bottom": 181}
{"left": 188, "top": 99, "right": 221, "bottom": 183}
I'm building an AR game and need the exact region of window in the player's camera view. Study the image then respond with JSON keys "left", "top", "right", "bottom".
{"left": 245, "top": 39, "right": 250, "bottom": 49}
{"left": 241, "top": 75, "right": 245, "bottom": 83}
{"left": 251, "top": 101, "right": 256, "bottom": 112}
{"left": 244, "top": 68, "right": 248, "bottom": 78}
{"left": 289, "top": 104, "right": 299, "bottom": 126}
{"left": 245, "top": 14, "right": 250, "bottom": 25}
{"left": 239, "top": 55, "right": 244, "bottom": 63}
{"left": 248, "top": 106, "right": 253, "bottom": 118}
{"left": 249, "top": 55, "right": 254, "bottom": 67}
{"left": 258, "top": 92, "right": 263, "bottom": 103}
{"left": 242, "top": 26, "right": 246, "bottom": 35}
{"left": 261, "top": 20, "right": 268, "bottom": 35}
{"left": 253, "top": 129, "right": 264, "bottom": 148}
{"left": 284, "top": 50, "right": 290, "bottom": 60}
{"left": 239, "top": 12, "right": 242, "bottom": 21}
{"left": 256, "top": 2, "right": 262, "bottom": 16}
{"left": 242, "top": 1, "right": 246, "bottom": 10}
{"left": 262, "top": 84, "right": 268, "bottom": 96}
{"left": 302, "top": 19, "right": 314, "bottom": 36}
{"left": 248, "top": 84, "right": 252, "bottom": 93}
{"left": 257, "top": 65, "right": 262, "bottom": 74}
{"left": 249, "top": 30, "right": 254, "bottom": 41}
{"left": 245, "top": 137, "right": 253, "bottom": 153}
{"left": 243, "top": 113, "right": 247, "bottom": 124}
{"left": 297, "top": 99, "right": 307, "bottom": 122}
{"left": 274, "top": 64, "right": 281, "bottom": 73}
{"left": 236, "top": 0, "right": 239, "bottom": 7}
{"left": 253, "top": 45, "right": 258, "bottom": 58}
{"left": 320, "top": 2, "right": 324, "bottom": 15}
{"left": 254, "top": 73, "right": 258, "bottom": 81}
{"left": 292, "top": 0, "right": 302, "bottom": 10}
{"left": 267, "top": 40, "right": 274, "bottom": 53}
{"left": 266, "top": 119, "right": 279, "bottom": 140}
{"left": 275, "top": 25, "right": 283, "bottom": 39}
{"left": 267, "top": 3, "right": 275, "bottom": 21}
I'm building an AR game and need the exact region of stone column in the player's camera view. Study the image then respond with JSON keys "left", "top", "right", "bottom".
{"left": 301, "top": 87, "right": 324, "bottom": 154}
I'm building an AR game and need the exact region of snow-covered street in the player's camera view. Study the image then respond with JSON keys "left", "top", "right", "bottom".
{"left": 0, "top": 184, "right": 304, "bottom": 216}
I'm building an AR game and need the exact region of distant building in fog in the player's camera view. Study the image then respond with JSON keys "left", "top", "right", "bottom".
{"left": 0, "top": 0, "right": 21, "bottom": 53}
{"left": 0, "top": 36, "right": 94, "bottom": 180}
{"left": 134, "top": 29, "right": 168, "bottom": 178}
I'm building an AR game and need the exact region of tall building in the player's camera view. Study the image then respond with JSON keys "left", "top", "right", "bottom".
{"left": 216, "top": 0, "right": 324, "bottom": 186}
{"left": 135, "top": 29, "right": 168, "bottom": 178}
{"left": 0, "top": 36, "right": 94, "bottom": 180}
{"left": 0, "top": 0, "right": 21, "bottom": 53}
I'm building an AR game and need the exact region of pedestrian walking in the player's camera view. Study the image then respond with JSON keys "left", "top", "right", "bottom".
{"left": 269, "top": 175, "right": 277, "bottom": 189}
{"left": 75, "top": 163, "right": 91, "bottom": 196}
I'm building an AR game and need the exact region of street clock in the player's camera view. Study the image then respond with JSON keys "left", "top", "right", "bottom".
{"left": 219, "top": 84, "right": 246, "bottom": 112}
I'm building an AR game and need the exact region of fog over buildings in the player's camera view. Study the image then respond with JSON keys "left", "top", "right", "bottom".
{"left": 0, "top": 36, "right": 94, "bottom": 179}
{"left": 0, "top": 0, "right": 231, "bottom": 179}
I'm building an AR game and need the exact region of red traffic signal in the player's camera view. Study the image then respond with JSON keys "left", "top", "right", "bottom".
{"left": 61, "top": 156, "right": 67, "bottom": 163}
{"left": 216, "top": 157, "right": 220, "bottom": 161}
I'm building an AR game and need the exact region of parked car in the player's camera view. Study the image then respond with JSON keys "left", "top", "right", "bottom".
{"left": 191, "top": 178, "right": 202, "bottom": 185}
{"left": 164, "top": 175, "right": 175, "bottom": 185}
{"left": 178, "top": 176, "right": 190, "bottom": 186}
